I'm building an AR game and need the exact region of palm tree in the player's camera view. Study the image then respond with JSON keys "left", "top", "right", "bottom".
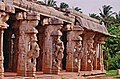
{"left": 74, "top": 7, "right": 82, "bottom": 13}
{"left": 60, "top": 2, "right": 69, "bottom": 9}
{"left": 114, "top": 11, "right": 120, "bottom": 27}
{"left": 99, "top": 5, "right": 115, "bottom": 27}
{"left": 89, "top": 13, "right": 100, "bottom": 20}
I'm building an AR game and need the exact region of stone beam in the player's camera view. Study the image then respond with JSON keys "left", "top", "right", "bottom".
{"left": 13, "top": 0, "right": 74, "bottom": 23}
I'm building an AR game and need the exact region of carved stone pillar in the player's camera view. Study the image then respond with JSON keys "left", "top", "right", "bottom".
{"left": 66, "top": 25, "right": 83, "bottom": 72}
{"left": 42, "top": 18, "right": 63, "bottom": 74}
{"left": 73, "top": 36, "right": 83, "bottom": 73}
{"left": 16, "top": 12, "right": 40, "bottom": 76}
{"left": 26, "top": 26, "right": 40, "bottom": 77}
{"left": 93, "top": 36, "right": 99, "bottom": 70}
{"left": 51, "top": 30, "right": 64, "bottom": 74}
{"left": 93, "top": 35, "right": 106, "bottom": 71}
{"left": 97, "top": 36, "right": 106, "bottom": 72}
{"left": 81, "top": 31, "right": 95, "bottom": 71}
{"left": 86, "top": 32, "right": 95, "bottom": 71}
{"left": 0, "top": 11, "right": 9, "bottom": 79}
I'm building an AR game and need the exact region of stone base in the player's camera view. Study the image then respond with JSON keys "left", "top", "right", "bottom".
{"left": 26, "top": 71, "right": 36, "bottom": 77}
{"left": 66, "top": 68, "right": 73, "bottom": 72}
{"left": 51, "top": 69, "right": 60, "bottom": 74}
{"left": 17, "top": 70, "right": 26, "bottom": 76}
{"left": 43, "top": 68, "right": 51, "bottom": 74}
{"left": 73, "top": 68, "right": 78, "bottom": 72}
{"left": 0, "top": 75, "right": 4, "bottom": 79}
{"left": 4, "top": 71, "right": 105, "bottom": 79}
{"left": 80, "top": 70, "right": 106, "bottom": 76}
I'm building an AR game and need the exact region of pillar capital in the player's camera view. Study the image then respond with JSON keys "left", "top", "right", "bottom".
{"left": 43, "top": 17, "right": 63, "bottom": 26}
{"left": 27, "top": 11, "right": 40, "bottom": 21}
{"left": 0, "top": 11, "right": 9, "bottom": 29}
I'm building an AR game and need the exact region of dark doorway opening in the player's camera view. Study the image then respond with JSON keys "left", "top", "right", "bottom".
{"left": 61, "top": 31, "right": 67, "bottom": 70}
{"left": 3, "top": 14, "right": 17, "bottom": 72}
{"left": 3, "top": 25, "right": 14, "bottom": 72}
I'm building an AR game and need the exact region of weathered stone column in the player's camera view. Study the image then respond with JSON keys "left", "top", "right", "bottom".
{"left": 97, "top": 36, "right": 106, "bottom": 72}
{"left": 0, "top": 12, "right": 9, "bottom": 79}
{"left": 42, "top": 18, "right": 63, "bottom": 74}
{"left": 0, "top": 30, "right": 4, "bottom": 79}
{"left": 66, "top": 25, "right": 83, "bottom": 72}
{"left": 16, "top": 12, "right": 40, "bottom": 76}
{"left": 16, "top": 12, "right": 28, "bottom": 76}
{"left": 51, "top": 30, "right": 64, "bottom": 74}
{"left": 81, "top": 31, "right": 95, "bottom": 71}
{"left": 73, "top": 36, "right": 83, "bottom": 72}
{"left": 86, "top": 32, "right": 95, "bottom": 71}
{"left": 26, "top": 12, "right": 40, "bottom": 77}
{"left": 93, "top": 36, "right": 99, "bottom": 70}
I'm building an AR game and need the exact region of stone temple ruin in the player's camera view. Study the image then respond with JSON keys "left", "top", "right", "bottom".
{"left": 0, "top": 0, "right": 112, "bottom": 79}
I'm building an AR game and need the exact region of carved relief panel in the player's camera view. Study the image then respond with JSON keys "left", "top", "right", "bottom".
{"left": 73, "top": 36, "right": 83, "bottom": 72}
{"left": 86, "top": 32, "right": 95, "bottom": 71}
{"left": 51, "top": 30, "right": 64, "bottom": 72}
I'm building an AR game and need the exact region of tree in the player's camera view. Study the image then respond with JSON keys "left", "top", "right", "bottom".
{"left": 60, "top": 2, "right": 69, "bottom": 9}
{"left": 99, "top": 5, "right": 115, "bottom": 27}
{"left": 114, "top": 11, "right": 120, "bottom": 27}
{"left": 89, "top": 13, "right": 100, "bottom": 20}
{"left": 74, "top": 7, "right": 82, "bottom": 13}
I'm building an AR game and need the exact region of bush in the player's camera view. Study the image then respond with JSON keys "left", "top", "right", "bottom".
{"left": 108, "top": 53, "right": 120, "bottom": 70}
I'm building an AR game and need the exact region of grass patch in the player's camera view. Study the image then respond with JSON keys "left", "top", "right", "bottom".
{"left": 106, "top": 70, "right": 118, "bottom": 76}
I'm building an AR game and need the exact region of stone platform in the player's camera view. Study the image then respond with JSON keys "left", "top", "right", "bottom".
{"left": 4, "top": 71, "right": 106, "bottom": 79}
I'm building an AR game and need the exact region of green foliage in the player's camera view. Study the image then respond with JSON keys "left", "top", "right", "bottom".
{"left": 37, "top": 0, "right": 57, "bottom": 7}
{"left": 103, "top": 25, "right": 120, "bottom": 70}
{"left": 89, "top": 13, "right": 100, "bottom": 20}
{"left": 74, "top": 7, "right": 82, "bottom": 13}
{"left": 106, "top": 70, "right": 118, "bottom": 76}
{"left": 99, "top": 5, "right": 116, "bottom": 27}
{"left": 108, "top": 53, "right": 120, "bottom": 70}
{"left": 114, "top": 11, "right": 120, "bottom": 27}
{"left": 60, "top": 2, "right": 69, "bottom": 9}
{"left": 106, "top": 26, "right": 120, "bottom": 57}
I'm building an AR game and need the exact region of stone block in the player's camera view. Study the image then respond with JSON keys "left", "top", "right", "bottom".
{"left": 5, "top": 4, "right": 15, "bottom": 13}
{"left": 117, "top": 69, "right": 120, "bottom": 75}
{"left": 27, "top": 12, "right": 40, "bottom": 20}
{"left": 13, "top": 0, "right": 20, "bottom": 6}
{"left": 3, "top": 0, "right": 13, "bottom": 4}
{"left": 27, "top": 15, "right": 40, "bottom": 20}
{"left": 0, "top": 2, "right": 5, "bottom": 11}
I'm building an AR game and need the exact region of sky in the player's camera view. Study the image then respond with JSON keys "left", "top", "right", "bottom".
{"left": 37, "top": 0, "right": 120, "bottom": 15}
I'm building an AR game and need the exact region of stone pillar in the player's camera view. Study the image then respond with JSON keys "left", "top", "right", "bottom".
{"left": 66, "top": 31, "right": 74, "bottom": 72}
{"left": 86, "top": 32, "right": 95, "bottom": 71}
{"left": 16, "top": 12, "right": 40, "bottom": 76}
{"left": 42, "top": 18, "right": 63, "bottom": 74}
{"left": 66, "top": 25, "right": 83, "bottom": 72}
{"left": 93, "top": 36, "right": 99, "bottom": 70}
{"left": 73, "top": 36, "right": 83, "bottom": 72}
{"left": 26, "top": 12, "right": 40, "bottom": 77}
{"left": 81, "top": 31, "right": 95, "bottom": 71}
{"left": 0, "top": 11, "right": 9, "bottom": 79}
{"left": 0, "top": 30, "right": 4, "bottom": 79}
{"left": 51, "top": 30, "right": 64, "bottom": 74}
{"left": 97, "top": 37, "right": 106, "bottom": 72}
